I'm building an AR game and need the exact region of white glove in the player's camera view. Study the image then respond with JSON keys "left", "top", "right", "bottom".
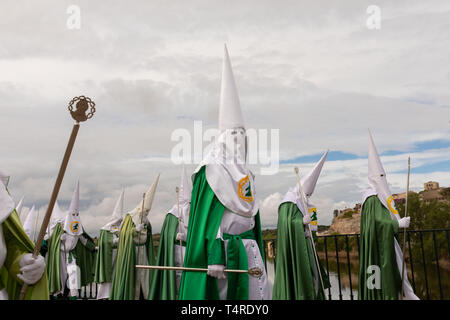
{"left": 176, "top": 232, "right": 185, "bottom": 242}
{"left": 60, "top": 233, "right": 67, "bottom": 242}
{"left": 207, "top": 264, "right": 226, "bottom": 279}
{"left": 303, "top": 214, "right": 311, "bottom": 225}
{"left": 17, "top": 254, "right": 46, "bottom": 285}
{"left": 398, "top": 217, "right": 410, "bottom": 229}
{"left": 135, "top": 224, "right": 144, "bottom": 232}
{"left": 113, "top": 236, "right": 119, "bottom": 245}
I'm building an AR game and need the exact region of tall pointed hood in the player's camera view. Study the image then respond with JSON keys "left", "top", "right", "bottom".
{"left": 15, "top": 196, "right": 24, "bottom": 217}
{"left": 101, "top": 188, "right": 125, "bottom": 232}
{"left": 367, "top": 130, "right": 400, "bottom": 220}
{"left": 64, "top": 180, "right": 83, "bottom": 235}
{"left": 130, "top": 174, "right": 160, "bottom": 226}
{"left": 0, "top": 170, "right": 14, "bottom": 223}
{"left": 302, "top": 150, "right": 328, "bottom": 198}
{"left": 179, "top": 165, "right": 192, "bottom": 204}
{"left": 23, "top": 205, "right": 36, "bottom": 238}
{"left": 47, "top": 200, "right": 65, "bottom": 238}
{"left": 219, "top": 44, "right": 245, "bottom": 131}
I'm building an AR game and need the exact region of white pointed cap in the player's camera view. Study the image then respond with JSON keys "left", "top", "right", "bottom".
{"left": 101, "top": 188, "right": 125, "bottom": 231}
{"left": 0, "top": 170, "right": 10, "bottom": 187}
{"left": 15, "top": 196, "right": 24, "bottom": 216}
{"left": 302, "top": 150, "right": 329, "bottom": 198}
{"left": 130, "top": 174, "right": 160, "bottom": 226}
{"left": 179, "top": 166, "right": 192, "bottom": 203}
{"left": 368, "top": 130, "right": 386, "bottom": 187}
{"left": 51, "top": 200, "right": 66, "bottom": 224}
{"left": 64, "top": 180, "right": 83, "bottom": 235}
{"left": 113, "top": 188, "right": 125, "bottom": 219}
{"left": 68, "top": 180, "right": 80, "bottom": 215}
{"left": 219, "top": 44, "right": 245, "bottom": 131}
{"left": 23, "top": 205, "right": 36, "bottom": 238}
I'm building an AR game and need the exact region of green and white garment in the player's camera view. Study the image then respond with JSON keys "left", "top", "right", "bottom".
{"left": 94, "top": 188, "right": 124, "bottom": 299}
{"left": 149, "top": 166, "right": 191, "bottom": 300}
{"left": 110, "top": 175, "right": 159, "bottom": 300}
{"left": 179, "top": 45, "right": 270, "bottom": 300}
{"left": 358, "top": 131, "right": 418, "bottom": 300}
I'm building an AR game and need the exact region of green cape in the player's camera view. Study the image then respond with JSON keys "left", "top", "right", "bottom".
{"left": 47, "top": 225, "right": 96, "bottom": 294}
{"left": 110, "top": 214, "right": 155, "bottom": 300}
{"left": 0, "top": 209, "right": 49, "bottom": 300}
{"left": 272, "top": 202, "right": 330, "bottom": 300}
{"left": 178, "top": 166, "right": 265, "bottom": 300}
{"left": 94, "top": 229, "right": 115, "bottom": 284}
{"left": 358, "top": 195, "right": 401, "bottom": 300}
{"left": 148, "top": 213, "right": 179, "bottom": 300}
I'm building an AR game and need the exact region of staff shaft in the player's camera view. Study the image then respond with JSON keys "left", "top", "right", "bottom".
{"left": 401, "top": 157, "right": 411, "bottom": 299}
{"left": 135, "top": 265, "right": 260, "bottom": 276}
{"left": 19, "top": 123, "right": 80, "bottom": 300}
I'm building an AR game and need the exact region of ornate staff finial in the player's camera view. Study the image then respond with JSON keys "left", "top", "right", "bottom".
{"left": 68, "top": 96, "right": 96, "bottom": 123}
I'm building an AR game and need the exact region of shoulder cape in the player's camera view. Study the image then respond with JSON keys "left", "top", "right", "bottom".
{"left": 94, "top": 229, "right": 114, "bottom": 284}
{"left": 47, "top": 223, "right": 64, "bottom": 294}
{"left": 148, "top": 213, "right": 178, "bottom": 300}
{"left": 358, "top": 195, "right": 401, "bottom": 300}
{"left": 0, "top": 209, "right": 49, "bottom": 300}
{"left": 71, "top": 231, "right": 96, "bottom": 287}
{"left": 272, "top": 202, "right": 329, "bottom": 300}
{"left": 110, "top": 214, "right": 155, "bottom": 300}
{"left": 179, "top": 166, "right": 265, "bottom": 300}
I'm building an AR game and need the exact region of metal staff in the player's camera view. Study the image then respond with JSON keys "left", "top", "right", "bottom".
{"left": 401, "top": 157, "right": 411, "bottom": 299}
{"left": 294, "top": 167, "right": 327, "bottom": 300}
{"left": 135, "top": 265, "right": 263, "bottom": 278}
{"left": 19, "top": 96, "right": 95, "bottom": 300}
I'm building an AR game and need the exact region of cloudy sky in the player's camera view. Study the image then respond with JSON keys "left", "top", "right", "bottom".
{"left": 1, "top": 0, "right": 449, "bottom": 237}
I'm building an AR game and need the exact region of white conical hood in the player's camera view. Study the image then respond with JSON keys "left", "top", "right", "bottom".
{"left": 0, "top": 170, "right": 10, "bottom": 187}
{"left": 101, "top": 188, "right": 125, "bottom": 232}
{"left": 23, "top": 205, "right": 36, "bottom": 238}
{"left": 0, "top": 170, "right": 14, "bottom": 223}
{"left": 219, "top": 44, "right": 245, "bottom": 131}
{"left": 48, "top": 200, "right": 65, "bottom": 238}
{"left": 64, "top": 181, "right": 83, "bottom": 235}
{"left": 130, "top": 174, "right": 160, "bottom": 226}
{"left": 302, "top": 150, "right": 328, "bottom": 198}
{"left": 367, "top": 130, "right": 400, "bottom": 220}
{"left": 15, "top": 196, "right": 24, "bottom": 216}
{"left": 179, "top": 165, "right": 192, "bottom": 204}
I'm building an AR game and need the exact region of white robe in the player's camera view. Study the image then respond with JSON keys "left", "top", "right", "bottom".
{"left": 133, "top": 227, "right": 150, "bottom": 300}
{"left": 55, "top": 233, "right": 80, "bottom": 297}
{"left": 0, "top": 225, "right": 8, "bottom": 300}
{"left": 216, "top": 209, "right": 271, "bottom": 300}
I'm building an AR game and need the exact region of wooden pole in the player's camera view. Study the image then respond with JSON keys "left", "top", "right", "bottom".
{"left": 176, "top": 187, "right": 183, "bottom": 264}
{"left": 135, "top": 265, "right": 263, "bottom": 278}
{"left": 401, "top": 157, "right": 411, "bottom": 299}
{"left": 19, "top": 96, "right": 95, "bottom": 300}
{"left": 294, "top": 167, "right": 327, "bottom": 300}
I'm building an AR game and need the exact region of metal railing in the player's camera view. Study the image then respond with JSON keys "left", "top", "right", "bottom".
{"left": 77, "top": 228, "right": 449, "bottom": 300}
{"left": 263, "top": 228, "right": 450, "bottom": 300}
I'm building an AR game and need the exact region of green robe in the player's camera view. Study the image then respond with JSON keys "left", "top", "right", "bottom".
{"left": 94, "top": 229, "right": 115, "bottom": 284}
{"left": 178, "top": 166, "right": 265, "bottom": 300}
{"left": 272, "top": 202, "right": 330, "bottom": 300}
{"left": 0, "top": 209, "right": 49, "bottom": 300}
{"left": 148, "top": 213, "right": 179, "bottom": 300}
{"left": 47, "top": 225, "right": 96, "bottom": 294}
{"left": 358, "top": 195, "right": 401, "bottom": 300}
{"left": 110, "top": 214, "right": 156, "bottom": 300}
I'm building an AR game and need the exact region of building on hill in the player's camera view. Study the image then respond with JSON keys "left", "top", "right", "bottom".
{"left": 421, "top": 181, "right": 446, "bottom": 204}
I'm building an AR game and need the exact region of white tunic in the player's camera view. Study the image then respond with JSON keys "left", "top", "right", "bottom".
{"left": 216, "top": 209, "right": 271, "bottom": 300}
{"left": 134, "top": 227, "right": 150, "bottom": 300}
{"left": 0, "top": 225, "right": 8, "bottom": 300}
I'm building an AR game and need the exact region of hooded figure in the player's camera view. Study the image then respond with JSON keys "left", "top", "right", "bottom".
{"left": 15, "top": 196, "right": 24, "bottom": 222}
{"left": 47, "top": 181, "right": 96, "bottom": 300}
{"left": 149, "top": 166, "right": 192, "bottom": 300}
{"left": 110, "top": 175, "right": 159, "bottom": 300}
{"left": 94, "top": 188, "right": 124, "bottom": 299}
{"left": 179, "top": 46, "right": 270, "bottom": 300}
{"left": 273, "top": 151, "right": 331, "bottom": 299}
{"left": 358, "top": 131, "right": 418, "bottom": 300}
{"left": 0, "top": 171, "right": 48, "bottom": 300}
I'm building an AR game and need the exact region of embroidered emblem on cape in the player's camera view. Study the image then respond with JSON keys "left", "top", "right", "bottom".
{"left": 309, "top": 207, "right": 318, "bottom": 226}
{"left": 387, "top": 195, "right": 399, "bottom": 215}
{"left": 70, "top": 221, "right": 80, "bottom": 233}
{"left": 238, "top": 175, "right": 253, "bottom": 203}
